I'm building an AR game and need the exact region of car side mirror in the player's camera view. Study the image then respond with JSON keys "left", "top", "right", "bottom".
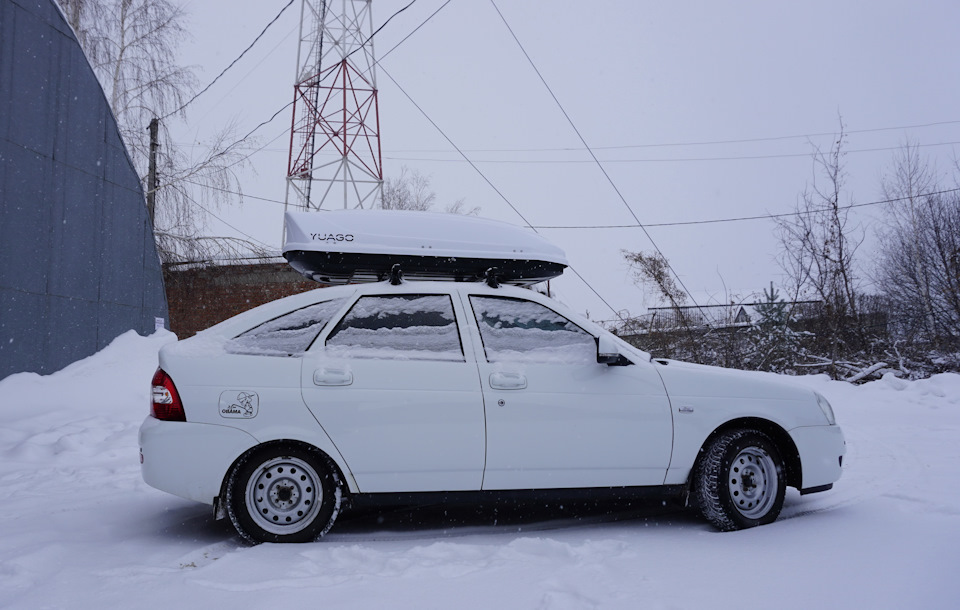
{"left": 597, "top": 334, "right": 632, "bottom": 366}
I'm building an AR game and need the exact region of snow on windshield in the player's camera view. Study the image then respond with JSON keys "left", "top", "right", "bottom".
{"left": 227, "top": 298, "right": 347, "bottom": 356}
{"left": 326, "top": 295, "right": 463, "bottom": 361}
{"left": 470, "top": 296, "right": 596, "bottom": 364}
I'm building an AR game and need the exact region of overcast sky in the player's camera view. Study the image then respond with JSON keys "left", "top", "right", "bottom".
{"left": 171, "top": 0, "right": 960, "bottom": 320}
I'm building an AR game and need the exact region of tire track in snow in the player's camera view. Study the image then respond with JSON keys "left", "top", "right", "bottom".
{"left": 778, "top": 424, "right": 919, "bottom": 521}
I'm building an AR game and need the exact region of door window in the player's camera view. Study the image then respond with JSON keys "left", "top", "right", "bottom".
{"left": 326, "top": 294, "right": 464, "bottom": 361}
{"left": 227, "top": 297, "right": 347, "bottom": 356}
{"left": 469, "top": 296, "right": 596, "bottom": 364}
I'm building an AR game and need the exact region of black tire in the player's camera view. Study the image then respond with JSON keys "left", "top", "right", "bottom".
{"left": 693, "top": 429, "right": 786, "bottom": 531}
{"left": 226, "top": 443, "right": 341, "bottom": 544}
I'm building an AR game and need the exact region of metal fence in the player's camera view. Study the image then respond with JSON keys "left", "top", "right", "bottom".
{"left": 0, "top": 0, "right": 168, "bottom": 379}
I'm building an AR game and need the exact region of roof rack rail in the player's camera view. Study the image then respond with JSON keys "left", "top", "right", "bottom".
{"left": 485, "top": 267, "right": 500, "bottom": 288}
{"left": 389, "top": 264, "right": 404, "bottom": 285}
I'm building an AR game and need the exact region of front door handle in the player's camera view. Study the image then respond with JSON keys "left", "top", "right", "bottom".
{"left": 489, "top": 371, "right": 527, "bottom": 390}
{"left": 313, "top": 368, "right": 353, "bottom": 386}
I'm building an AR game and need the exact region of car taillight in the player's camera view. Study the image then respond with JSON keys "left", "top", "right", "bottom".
{"left": 151, "top": 368, "right": 186, "bottom": 422}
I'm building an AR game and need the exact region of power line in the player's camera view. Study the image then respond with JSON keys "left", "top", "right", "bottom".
{"left": 222, "top": 125, "right": 290, "bottom": 171}
{"left": 378, "top": 65, "right": 536, "bottom": 228}
{"left": 177, "top": 181, "right": 960, "bottom": 228}
{"left": 360, "top": 0, "right": 453, "bottom": 78}
{"left": 378, "top": 140, "right": 960, "bottom": 164}
{"left": 152, "top": 122, "right": 290, "bottom": 195}
{"left": 378, "top": 63, "right": 622, "bottom": 317}
{"left": 162, "top": 2, "right": 461, "bottom": 213}
{"left": 161, "top": 0, "right": 297, "bottom": 121}
{"left": 532, "top": 188, "right": 960, "bottom": 230}
{"left": 181, "top": 178, "right": 287, "bottom": 206}
{"left": 342, "top": 0, "right": 419, "bottom": 65}
{"left": 202, "top": 0, "right": 445, "bottom": 177}
{"left": 218, "top": 101, "right": 295, "bottom": 160}
{"left": 192, "top": 23, "right": 301, "bottom": 124}
{"left": 382, "top": 119, "right": 960, "bottom": 154}
{"left": 185, "top": 193, "right": 278, "bottom": 251}
{"left": 490, "top": 0, "right": 701, "bottom": 318}
{"left": 170, "top": 138, "right": 960, "bottom": 165}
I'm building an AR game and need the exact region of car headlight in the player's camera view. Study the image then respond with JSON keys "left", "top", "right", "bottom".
{"left": 815, "top": 392, "right": 836, "bottom": 425}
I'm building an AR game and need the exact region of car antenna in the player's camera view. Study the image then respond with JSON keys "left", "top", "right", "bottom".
{"left": 389, "top": 264, "right": 404, "bottom": 285}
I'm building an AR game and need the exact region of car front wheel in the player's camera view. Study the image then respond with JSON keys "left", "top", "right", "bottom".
{"left": 694, "top": 429, "right": 786, "bottom": 531}
{"left": 226, "top": 443, "right": 341, "bottom": 544}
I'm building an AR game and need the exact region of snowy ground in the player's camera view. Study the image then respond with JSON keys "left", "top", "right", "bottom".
{"left": 2, "top": 331, "right": 958, "bottom": 609}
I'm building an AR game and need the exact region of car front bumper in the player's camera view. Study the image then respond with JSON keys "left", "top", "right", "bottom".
{"left": 139, "top": 416, "right": 259, "bottom": 505}
{"left": 789, "top": 424, "right": 845, "bottom": 491}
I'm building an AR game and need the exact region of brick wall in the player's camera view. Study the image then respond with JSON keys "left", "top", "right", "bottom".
{"left": 163, "top": 263, "right": 322, "bottom": 338}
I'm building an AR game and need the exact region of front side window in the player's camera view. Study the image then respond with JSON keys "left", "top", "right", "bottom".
{"left": 325, "top": 294, "right": 464, "bottom": 361}
{"left": 226, "top": 298, "right": 347, "bottom": 356}
{"left": 470, "top": 296, "right": 596, "bottom": 364}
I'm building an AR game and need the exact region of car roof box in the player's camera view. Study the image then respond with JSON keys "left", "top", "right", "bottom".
{"left": 283, "top": 210, "right": 568, "bottom": 285}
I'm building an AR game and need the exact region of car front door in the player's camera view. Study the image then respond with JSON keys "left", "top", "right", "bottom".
{"left": 466, "top": 294, "right": 673, "bottom": 490}
{"left": 300, "top": 291, "right": 485, "bottom": 493}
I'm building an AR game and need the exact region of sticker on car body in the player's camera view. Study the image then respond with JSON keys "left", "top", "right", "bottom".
{"left": 219, "top": 391, "right": 259, "bottom": 418}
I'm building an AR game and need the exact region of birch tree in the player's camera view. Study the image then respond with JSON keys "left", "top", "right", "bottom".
{"left": 59, "top": 0, "right": 261, "bottom": 263}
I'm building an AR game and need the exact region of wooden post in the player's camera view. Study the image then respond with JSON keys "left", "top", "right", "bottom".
{"left": 147, "top": 118, "right": 159, "bottom": 226}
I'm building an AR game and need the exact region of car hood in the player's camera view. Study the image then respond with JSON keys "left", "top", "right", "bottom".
{"left": 652, "top": 359, "right": 815, "bottom": 403}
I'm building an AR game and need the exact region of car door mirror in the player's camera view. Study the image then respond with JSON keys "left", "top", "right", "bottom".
{"left": 597, "top": 334, "right": 632, "bottom": 366}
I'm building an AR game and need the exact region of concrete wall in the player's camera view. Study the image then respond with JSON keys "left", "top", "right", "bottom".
{"left": 0, "top": 0, "right": 168, "bottom": 379}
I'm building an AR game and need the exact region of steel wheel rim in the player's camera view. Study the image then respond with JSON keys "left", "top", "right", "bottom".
{"left": 246, "top": 456, "right": 322, "bottom": 535}
{"left": 728, "top": 446, "right": 778, "bottom": 519}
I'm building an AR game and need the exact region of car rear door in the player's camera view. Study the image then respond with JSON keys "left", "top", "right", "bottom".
{"left": 300, "top": 289, "right": 485, "bottom": 493}
{"left": 465, "top": 293, "right": 673, "bottom": 490}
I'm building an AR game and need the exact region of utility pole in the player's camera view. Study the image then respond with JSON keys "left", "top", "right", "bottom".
{"left": 147, "top": 117, "right": 159, "bottom": 226}
{"left": 285, "top": 0, "right": 383, "bottom": 211}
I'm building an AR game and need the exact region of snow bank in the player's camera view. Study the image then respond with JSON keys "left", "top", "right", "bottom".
{"left": 0, "top": 330, "right": 176, "bottom": 462}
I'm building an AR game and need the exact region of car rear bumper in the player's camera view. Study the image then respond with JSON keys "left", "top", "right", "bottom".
{"left": 789, "top": 424, "right": 845, "bottom": 490}
{"left": 139, "top": 416, "right": 258, "bottom": 505}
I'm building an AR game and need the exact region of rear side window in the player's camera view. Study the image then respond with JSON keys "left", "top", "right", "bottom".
{"left": 227, "top": 298, "right": 347, "bottom": 356}
{"left": 469, "top": 296, "right": 596, "bottom": 364}
{"left": 326, "top": 294, "right": 464, "bottom": 361}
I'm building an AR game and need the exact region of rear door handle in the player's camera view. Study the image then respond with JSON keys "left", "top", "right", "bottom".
{"left": 313, "top": 368, "right": 353, "bottom": 386}
{"left": 489, "top": 371, "right": 527, "bottom": 390}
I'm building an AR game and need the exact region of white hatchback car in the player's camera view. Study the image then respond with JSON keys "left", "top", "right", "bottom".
{"left": 140, "top": 276, "right": 844, "bottom": 543}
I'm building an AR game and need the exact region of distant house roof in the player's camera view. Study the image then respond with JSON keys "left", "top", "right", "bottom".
{"left": 641, "top": 300, "right": 823, "bottom": 331}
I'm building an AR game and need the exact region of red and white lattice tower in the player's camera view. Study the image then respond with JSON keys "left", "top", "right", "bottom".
{"left": 286, "top": 0, "right": 383, "bottom": 210}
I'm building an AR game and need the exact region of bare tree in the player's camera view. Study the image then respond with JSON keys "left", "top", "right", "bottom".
{"left": 444, "top": 198, "right": 481, "bottom": 216}
{"left": 620, "top": 250, "right": 708, "bottom": 361}
{"left": 622, "top": 250, "right": 687, "bottom": 310}
{"left": 60, "top": 0, "right": 255, "bottom": 264}
{"left": 379, "top": 166, "right": 478, "bottom": 215}
{"left": 380, "top": 167, "right": 435, "bottom": 211}
{"left": 775, "top": 122, "right": 864, "bottom": 377}
{"left": 877, "top": 142, "right": 960, "bottom": 345}
{"left": 876, "top": 144, "right": 960, "bottom": 346}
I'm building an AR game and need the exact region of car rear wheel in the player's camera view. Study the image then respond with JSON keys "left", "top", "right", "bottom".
{"left": 226, "top": 443, "right": 341, "bottom": 544}
{"left": 694, "top": 429, "right": 785, "bottom": 531}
